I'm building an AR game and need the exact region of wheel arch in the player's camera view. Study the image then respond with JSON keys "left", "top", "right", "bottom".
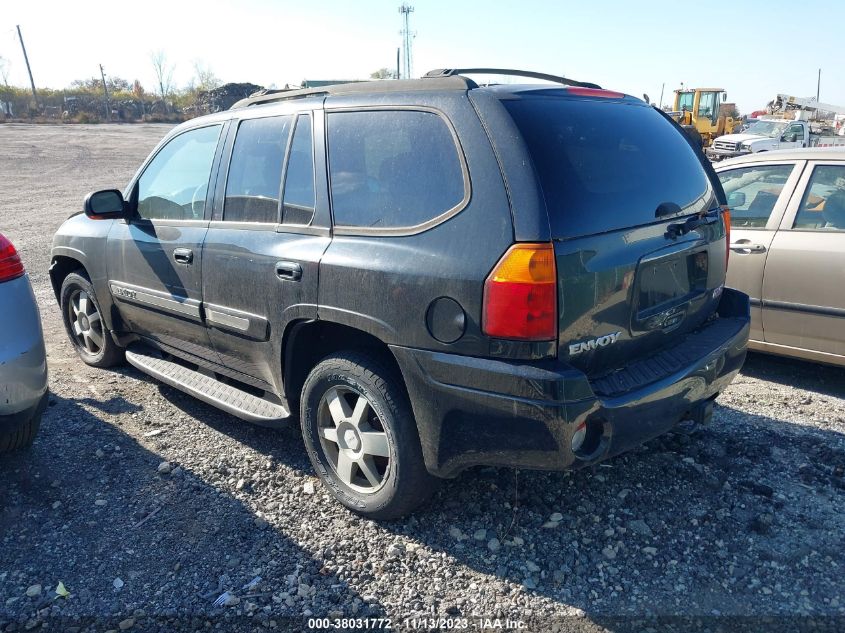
{"left": 49, "top": 251, "right": 88, "bottom": 301}
{"left": 282, "top": 319, "right": 406, "bottom": 412}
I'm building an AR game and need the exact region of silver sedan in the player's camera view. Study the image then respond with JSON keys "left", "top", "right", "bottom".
{"left": 0, "top": 232, "right": 48, "bottom": 452}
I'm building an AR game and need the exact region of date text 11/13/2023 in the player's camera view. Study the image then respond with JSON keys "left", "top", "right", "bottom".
{"left": 306, "top": 616, "right": 528, "bottom": 630}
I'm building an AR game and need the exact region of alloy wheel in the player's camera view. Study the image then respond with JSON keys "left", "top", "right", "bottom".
{"left": 317, "top": 386, "right": 391, "bottom": 493}
{"left": 68, "top": 289, "right": 105, "bottom": 356}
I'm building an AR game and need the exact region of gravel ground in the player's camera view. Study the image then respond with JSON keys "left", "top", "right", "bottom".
{"left": 0, "top": 124, "right": 843, "bottom": 632}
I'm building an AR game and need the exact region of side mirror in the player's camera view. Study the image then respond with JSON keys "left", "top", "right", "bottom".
{"left": 722, "top": 93, "right": 728, "bottom": 102}
{"left": 727, "top": 191, "right": 746, "bottom": 208}
{"left": 83, "top": 189, "right": 126, "bottom": 219}
{"left": 783, "top": 133, "right": 798, "bottom": 143}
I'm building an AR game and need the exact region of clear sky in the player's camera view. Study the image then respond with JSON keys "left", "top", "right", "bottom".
{"left": 1, "top": 0, "right": 842, "bottom": 114}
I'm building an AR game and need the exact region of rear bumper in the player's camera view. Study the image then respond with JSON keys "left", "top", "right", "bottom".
{"left": 392, "top": 288, "right": 750, "bottom": 478}
{"left": 0, "top": 275, "right": 49, "bottom": 419}
{"left": 0, "top": 391, "right": 48, "bottom": 431}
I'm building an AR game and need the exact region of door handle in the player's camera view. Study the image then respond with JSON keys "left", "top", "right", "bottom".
{"left": 173, "top": 248, "right": 194, "bottom": 264}
{"left": 729, "top": 242, "right": 766, "bottom": 253}
{"left": 275, "top": 261, "right": 302, "bottom": 281}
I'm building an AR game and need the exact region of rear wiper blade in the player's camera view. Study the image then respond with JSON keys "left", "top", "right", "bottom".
{"left": 665, "top": 209, "right": 720, "bottom": 239}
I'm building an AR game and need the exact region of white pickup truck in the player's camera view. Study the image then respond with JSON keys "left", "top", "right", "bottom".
{"left": 706, "top": 118, "right": 842, "bottom": 161}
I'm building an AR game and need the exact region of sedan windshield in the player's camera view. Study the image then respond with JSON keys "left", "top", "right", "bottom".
{"left": 744, "top": 121, "right": 788, "bottom": 138}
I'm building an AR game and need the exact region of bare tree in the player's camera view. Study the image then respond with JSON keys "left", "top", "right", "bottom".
{"left": 150, "top": 50, "right": 175, "bottom": 98}
{"left": 192, "top": 61, "right": 220, "bottom": 92}
{"left": 0, "top": 56, "right": 10, "bottom": 117}
{"left": 0, "top": 56, "right": 10, "bottom": 87}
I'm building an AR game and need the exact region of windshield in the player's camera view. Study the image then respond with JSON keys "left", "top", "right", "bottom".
{"left": 678, "top": 92, "right": 694, "bottom": 111}
{"left": 744, "top": 120, "right": 789, "bottom": 138}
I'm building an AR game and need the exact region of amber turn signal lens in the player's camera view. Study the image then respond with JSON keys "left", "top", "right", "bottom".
{"left": 482, "top": 243, "right": 557, "bottom": 341}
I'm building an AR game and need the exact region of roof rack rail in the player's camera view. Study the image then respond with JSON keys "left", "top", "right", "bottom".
{"left": 423, "top": 68, "right": 601, "bottom": 90}
{"left": 230, "top": 75, "right": 475, "bottom": 109}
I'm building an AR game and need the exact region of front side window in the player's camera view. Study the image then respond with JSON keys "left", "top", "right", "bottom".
{"left": 137, "top": 125, "right": 222, "bottom": 221}
{"left": 327, "top": 110, "right": 465, "bottom": 231}
{"left": 783, "top": 124, "right": 804, "bottom": 142}
{"left": 793, "top": 165, "right": 845, "bottom": 230}
{"left": 717, "top": 164, "right": 794, "bottom": 228}
{"left": 282, "top": 114, "right": 316, "bottom": 225}
{"left": 678, "top": 92, "right": 694, "bottom": 112}
{"left": 224, "top": 116, "right": 292, "bottom": 223}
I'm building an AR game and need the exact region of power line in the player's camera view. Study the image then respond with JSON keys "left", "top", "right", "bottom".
{"left": 16, "top": 25, "right": 38, "bottom": 109}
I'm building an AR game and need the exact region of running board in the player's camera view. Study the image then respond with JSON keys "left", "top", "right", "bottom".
{"left": 125, "top": 347, "right": 290, "bottom": 426}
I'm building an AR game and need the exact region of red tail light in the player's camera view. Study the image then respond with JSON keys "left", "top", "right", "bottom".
{"left": 482, "top": 243, "right": 557, "bottom": 341}
{"left": 721, "top": 205, "right": 731, "bottom": 270}
{"left": 0, "top": 233, "right": 25, "bottom": 282}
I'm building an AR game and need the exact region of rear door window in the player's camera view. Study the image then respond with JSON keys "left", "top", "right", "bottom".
{"left": 792, "top": 165, "right": 845, "bottom": 230}
{"left": 327, "top": 110, "right": 466, "bottom": 231}
{"left": 503, "top": 97, "right": 714, "bottom": 238}
{"left": 281, "top": 114, "right": 316, "bottom": 225}
{"left": 224, "top": 116, "right": 292, "bottom": 223}
{"left": 718, "top": 164, "right": 796, "bottom": 228}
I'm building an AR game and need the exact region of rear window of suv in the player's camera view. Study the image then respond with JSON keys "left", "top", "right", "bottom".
{"left": 503, "top": 96, "right": 713, "bottom": 238}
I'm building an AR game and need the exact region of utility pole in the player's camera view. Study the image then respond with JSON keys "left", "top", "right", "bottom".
{"left": 99, "top": 64, "right": 110, "bottom": 121}
{"left": 816, "top": 68, "right": 821, "bottom": 102}
{"left": 398, "top": 4, "right": 415, "bottom": 80}
{"left": 658, "top": 82, "right": 665, "bottom": 109}
{"left": 16, "top": 25, "right": 38, "bottom": 111}
{"left": 396, "top": 47, "right": 400, "bottom": 80}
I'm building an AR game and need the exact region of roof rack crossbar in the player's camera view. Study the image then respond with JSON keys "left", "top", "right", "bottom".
{"left": 423, "top": 68, "right": 601, "bottom": 90}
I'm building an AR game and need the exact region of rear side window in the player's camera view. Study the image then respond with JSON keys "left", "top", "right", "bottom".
{"left": 503, "top": 98, "right": 713, "bottom": 238}
{"left": 327, "top": 110, "right": 465, "bottom": 231}
{"left": 224, "top": 116, "right": 292, "bottom": 223}
{"left": 718, "top": 164, "right": 794, "bottom": 228}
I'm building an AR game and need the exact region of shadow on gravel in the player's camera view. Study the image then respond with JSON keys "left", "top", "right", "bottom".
{"left": 0, "top": 393, "right": 384, "bottom": 631}
{"left": 741, "top": 351, "right": 845, "bottom": 398}
{"left": 89, "top": 364, "right": 845, "bottom": 630}
{"left": 388, "top": 408, "right": 845, "bottom": 627}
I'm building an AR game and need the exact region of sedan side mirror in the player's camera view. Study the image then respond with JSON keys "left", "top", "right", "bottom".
{"left": 83, "top": 189, "right": 126, "bottom": 219}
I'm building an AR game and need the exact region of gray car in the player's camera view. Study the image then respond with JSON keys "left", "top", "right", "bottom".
{"left": 0, "top": 232, "right": 48, "bottom": 452}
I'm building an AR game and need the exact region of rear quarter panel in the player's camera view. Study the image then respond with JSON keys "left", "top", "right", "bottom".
{"left": 317, "top": 92, "right": 517, "bottom": 358}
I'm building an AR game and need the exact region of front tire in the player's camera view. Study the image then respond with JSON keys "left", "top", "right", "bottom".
{"left": 300, "top": 351, "right": 438, "bottom": 519}
{"left": 60, "top": 271, "right": 124, "bottom": 368}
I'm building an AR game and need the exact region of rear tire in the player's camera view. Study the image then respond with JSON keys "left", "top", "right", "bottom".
{"left": 60, "top": 271, "right": 124, "bottom": 368}
{"left": 300, "top": 351, "right": 438, "bottom": 519}
{"left": 0, "top": 414, "right": 41, "bottom": 453}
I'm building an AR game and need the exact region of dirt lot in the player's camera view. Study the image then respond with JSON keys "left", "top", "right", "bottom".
{"left": 0, "top": 124, "right": 844, "bottom": 632}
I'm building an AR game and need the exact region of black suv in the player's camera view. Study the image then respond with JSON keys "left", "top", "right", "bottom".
{"left": 50, "top": 69, "right": 750, "bottom": 518}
